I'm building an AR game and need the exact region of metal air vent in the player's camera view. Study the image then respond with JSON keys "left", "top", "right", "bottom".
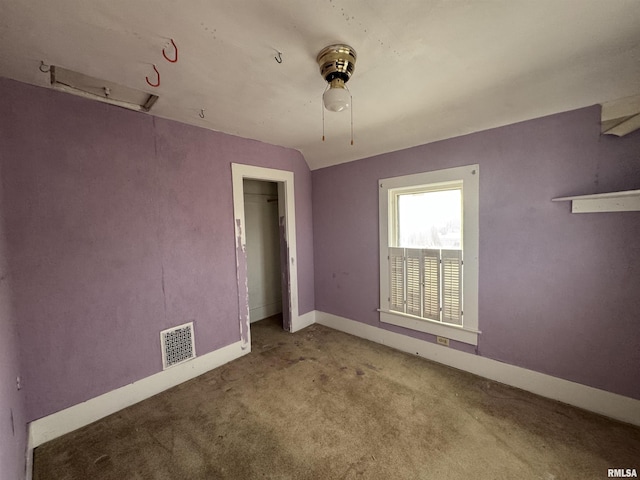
{"left": 160, "top": 322, "right": 196, "bottom": 370}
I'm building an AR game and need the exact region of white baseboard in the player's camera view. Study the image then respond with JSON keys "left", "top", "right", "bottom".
{"left": 28, "top": 340, "right": 247, "bottom": 450}
{"left": 23, "top": 310, "right": 639, "bottom": 480}
{"left": 291, "top": 309, "right": 316, "bottom": 333}
{"left": 316, "top": 311, "right": 640, "bottom": 427}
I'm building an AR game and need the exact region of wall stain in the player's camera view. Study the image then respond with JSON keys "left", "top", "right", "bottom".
{"left": 161, "top": 264, "right": 167, "bottom": 318}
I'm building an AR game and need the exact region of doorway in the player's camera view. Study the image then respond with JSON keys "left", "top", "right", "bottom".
{"left": 231, "top": 163, "right": 301, "bottom": 351}
{"left": 242, "top": 179, "right": 283, "bottom": 325}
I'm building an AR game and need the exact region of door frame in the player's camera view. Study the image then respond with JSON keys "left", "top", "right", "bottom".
{"left": 231, "top": 163, "right": 299, "bottom": 349}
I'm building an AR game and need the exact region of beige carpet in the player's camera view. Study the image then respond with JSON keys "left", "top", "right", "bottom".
{"left": 34, "top": 316, "right": 640, "bottom": 479}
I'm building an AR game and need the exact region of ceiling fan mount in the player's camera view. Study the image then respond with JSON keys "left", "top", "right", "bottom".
{"left": 316, "top": 44, "right": 357, "bottom": 115}
{"left": 316, "top": 44, "right": 357, "bottom": 84}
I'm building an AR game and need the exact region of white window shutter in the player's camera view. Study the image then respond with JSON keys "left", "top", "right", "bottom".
{"left": 405, "top": 249, "right": 422, "bottom": 317}
{"left": 389, "top": 247, "right": 405, "bottom": 313}
{"left": 421, "top": 249, "right": 440, "bottom": 321}
{"left": 442, "top": 249, "right": 463, "bottom": 325}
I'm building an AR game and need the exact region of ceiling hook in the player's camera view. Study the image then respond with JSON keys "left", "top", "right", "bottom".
{"left": 39, "top": 61, "right": 51, "bottom": 73}
{"left": 199, "top": 108, "right": 205, "bottom": 119}
{"left": 162, "top": 39, "right": 178, "bottom": 63}
{"left": 275, "top": 51, "right": 282, "bottom": 64}
{"left": 145, "top": 64, "right": 160, "bottom": 88}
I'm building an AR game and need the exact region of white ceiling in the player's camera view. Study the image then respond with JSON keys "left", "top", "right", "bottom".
{"left": 1, "top": 1, "right": 639, "bottom": 170}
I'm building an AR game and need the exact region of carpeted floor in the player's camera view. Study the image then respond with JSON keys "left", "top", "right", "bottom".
{"left": 33, "top": 315, "right": 640, "bottom": 479}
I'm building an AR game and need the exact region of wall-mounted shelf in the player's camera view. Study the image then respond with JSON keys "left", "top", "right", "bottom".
{"left": 552, "top": 189, "right": 640, "bottom": 213}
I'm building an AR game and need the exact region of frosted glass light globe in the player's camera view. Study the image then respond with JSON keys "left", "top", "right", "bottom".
{"left": 323, "top": 85, "right": 350, "bottom": 112}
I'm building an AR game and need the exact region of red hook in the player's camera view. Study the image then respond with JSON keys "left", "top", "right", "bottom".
{"left": 162, "top": 39, "right": 178, "bottom": 63}
{"left": 146, "top": 64, "right": 160, "bottom": 87}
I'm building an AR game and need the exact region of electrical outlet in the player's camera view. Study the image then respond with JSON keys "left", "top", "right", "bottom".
{"left": 16, "top": 376, "right": 22, "bottom": 391}
{"left": 436, "top": 336, "right": 450, "bottom": 347}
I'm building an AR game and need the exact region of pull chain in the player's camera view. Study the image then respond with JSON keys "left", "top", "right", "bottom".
{"left": 322, "top": 95, "right": 325, "bottom": 141}
{"left": 350, "top": 92, "right": 354, "bottom": 145}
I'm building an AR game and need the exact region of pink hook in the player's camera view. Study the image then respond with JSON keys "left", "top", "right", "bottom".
{"left": 146, "top": 64, "right": 160, "bottom": 87}
{"left": 162, "top": 39, "right": 178, "bottom": 63}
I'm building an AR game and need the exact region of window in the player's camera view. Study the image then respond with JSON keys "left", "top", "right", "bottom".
{"left": 379, "top": 165, "right": 479, "bottom": 345}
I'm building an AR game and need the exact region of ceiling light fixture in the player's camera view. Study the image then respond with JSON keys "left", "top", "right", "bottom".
{"left": 50, "top": 66, "right": 158, "bottom": 112}
{"left": 317, "top": 44, "right": 357, "bottom": 144}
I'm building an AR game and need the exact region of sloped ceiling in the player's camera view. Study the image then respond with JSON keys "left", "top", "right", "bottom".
{"left": 1, "top": 0, "right": 639, "bottom": 170}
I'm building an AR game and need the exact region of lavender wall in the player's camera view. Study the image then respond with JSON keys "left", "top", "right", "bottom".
{"left": 0, "top": 163, "right": 27, "bottom": 480}
{"left": 0, "top": 76, "right": 314, "bottom": 422}
{"left": 313, "top": 106, "right": 640, "bottom": 400}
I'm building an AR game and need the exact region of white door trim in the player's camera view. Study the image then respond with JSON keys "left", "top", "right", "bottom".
{"left": 231, "top": 164, "right": 300, "bottom": 339}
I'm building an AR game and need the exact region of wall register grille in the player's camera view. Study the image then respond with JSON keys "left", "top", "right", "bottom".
{"left": 160, "top": 322, "right": 196, "bottom": 370}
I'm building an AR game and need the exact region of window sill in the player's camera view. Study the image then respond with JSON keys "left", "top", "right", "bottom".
{"left": 378, "top": 309, "right": 479, "bottom": 346}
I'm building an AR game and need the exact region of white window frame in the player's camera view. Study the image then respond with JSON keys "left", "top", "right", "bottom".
{"left": 378, "top": 164, "right": 480, "bottom": 345}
